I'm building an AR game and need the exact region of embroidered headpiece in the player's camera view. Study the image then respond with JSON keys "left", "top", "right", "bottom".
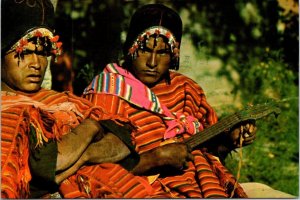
{"left": 1, "top": 0, "right": 56, "bottom": 54}
{"left": 123, "top": 4, "right": 182, "bottom": 70}
{"left": 8, "top": 28, "right": 62, "bottom": 61}
{"left": 128, "top": 26, "right": 180, "bottom": 60}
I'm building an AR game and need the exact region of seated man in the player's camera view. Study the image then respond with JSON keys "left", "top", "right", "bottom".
{"left": 79, "top": 3, "right": 252, "bottom": 198}
{"left": 1, "top": 0, "right": 191, "bottom": 198}
{"left": 81, "top": 3, "right": 295, "bottom": 198}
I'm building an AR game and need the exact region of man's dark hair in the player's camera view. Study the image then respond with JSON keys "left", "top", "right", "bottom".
{"left": 122, "top": 4, "right": 182, "bottom": 70}
{"left": 1, "top": 0, "right": 55, "bottom": 54}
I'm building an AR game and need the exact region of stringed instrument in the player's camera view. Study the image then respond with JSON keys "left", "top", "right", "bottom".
{"left": 120, "top": 102, "right": 281, "bottom": 173}
{"left": 149, "top": 102, "right": 281, "bottom": 183}
{"left": 183, "top": 102, "right": 281, "bottom": 150}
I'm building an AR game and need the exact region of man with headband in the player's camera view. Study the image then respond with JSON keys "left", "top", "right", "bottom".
{"left": 81, "top": 3, "right": 296, "bottom": 198}
{"left": 1, "top": 0, "right": 127, "bottom": 198}
{"left": 1, "top": 1, "right": 194, "bottom": 198}
{"left": 80, "top": 4, "right": 253, "bottom": 198}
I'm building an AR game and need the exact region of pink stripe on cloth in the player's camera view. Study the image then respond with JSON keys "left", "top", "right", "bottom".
{"left": 102, "top": 63, "right": 203, "bottom": 139}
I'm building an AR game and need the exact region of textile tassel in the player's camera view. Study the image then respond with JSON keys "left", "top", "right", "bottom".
{"left": 27, "top": 106, "right": 63, "bottom": 148}
{"left": 77, "top": 175, "right": 91, "bottom": 198}
{"left": 204, "top": 152, "right": 248, "bottom": 198}
{"left": 153, "top": 33, "right": 158, "bottom": 48}
{"left": 36, "top": 37, "right": 40, "bottom": 48}
{"left": 17, "top": 134, "right": 31, "bottom": 198}
{"left": 157, "top": 179, "right": 177, "bottom": 198}
{"left": 142, "top": 35, "right": 147, "bottom": 49}
{"left": 30, "top": 121, "right": 45, "bottom": 148}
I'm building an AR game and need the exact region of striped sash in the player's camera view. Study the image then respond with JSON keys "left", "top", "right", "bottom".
{"left": 84, "top": 63, "right": 203, "bottom": 139}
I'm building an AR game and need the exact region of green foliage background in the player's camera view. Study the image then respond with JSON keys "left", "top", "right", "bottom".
{"left": 53, "top": 0, "right": 299, "bottom": 196}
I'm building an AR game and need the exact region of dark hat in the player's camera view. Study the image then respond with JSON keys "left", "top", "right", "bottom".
{"left": 1, "top": 0, "right": 55, "bottom": 53}
{"left": 123, "top": 4, "right": 182, "bottom": 56}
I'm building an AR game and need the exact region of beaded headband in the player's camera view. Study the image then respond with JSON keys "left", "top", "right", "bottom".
{"left": 128, "top": 26, "right": 180, "bottom": 60}
{"left": 8, "top": 28, "right": 62, "bottom": 61}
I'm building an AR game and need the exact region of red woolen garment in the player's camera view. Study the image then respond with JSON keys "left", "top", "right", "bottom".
{"left": 1, "top": 89, "right": 126, "bottom": 198}
{"left": 62, "top": 65, "right": 247, "bottom": 198}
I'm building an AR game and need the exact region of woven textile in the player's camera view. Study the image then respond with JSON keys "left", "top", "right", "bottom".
{"left": 1, "top": 89, "right": 126, "bottom": 198}
{"left": 63, "top": 63, "right": 247, "bottom": 198}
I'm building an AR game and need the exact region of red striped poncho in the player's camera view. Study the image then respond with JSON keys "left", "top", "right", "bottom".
{"left": 1, "top": 89, "right": 126, "bottom": 198}
{"left": 60, "top": 63, "right": 246, "bottom": 198}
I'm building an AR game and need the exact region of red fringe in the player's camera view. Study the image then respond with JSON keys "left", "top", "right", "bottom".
{"left": 204, "top": 152, "right": 248, "bottom": 198}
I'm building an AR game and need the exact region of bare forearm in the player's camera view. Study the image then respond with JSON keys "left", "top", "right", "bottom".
{"left": 55, "top": 133, "right": 131, "bottom": 183}
{"left": 55, "top": 155, "right": 85, "bottom": 184}
{"left": 80, "top": 133, "right": 131, "bottom": 163}
{"left": 56, "top": 119, "right": 103, "bottom": 171}
{"left": 131, "top": 150, "right": 158, "bottom": 175}
{"left": 131, "top": 143, "right": 193, "bottom": 176}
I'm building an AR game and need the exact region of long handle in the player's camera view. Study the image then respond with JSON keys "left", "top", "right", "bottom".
{"left": 184, "top": 113, "right": 241, "bottom": 149}
{"left": 183, "top": 103, "right": 280, "bottom": 149}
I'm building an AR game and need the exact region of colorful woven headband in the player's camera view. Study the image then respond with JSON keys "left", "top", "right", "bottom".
{"left": 128, "top": 26, "right": 180, "bottom": 59}
{"left": 9, "top": 28, "right": 62, "bottom": 60}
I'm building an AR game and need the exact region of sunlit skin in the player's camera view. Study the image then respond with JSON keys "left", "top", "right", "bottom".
{"left": 131, "top": 36, "right": 171, "bottom": 88}
{"left": 1, "top": 41, "right": 48, "bottom": 93}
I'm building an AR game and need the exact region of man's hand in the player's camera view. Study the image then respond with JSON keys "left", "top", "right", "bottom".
{"left": 229, "top": 121, "right": 257, "bottom": 148}
{"left": 153, "top": 143, "right": 194, "bottom": 169}
{"left": 131, "top": 143, "right": 193, "bottom": 175}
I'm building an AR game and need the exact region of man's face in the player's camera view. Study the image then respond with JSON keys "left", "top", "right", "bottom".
{"left": 131, "top": 36, "right": 171, "bottom": 87}
{"left": 1, "top": 41, "right": 48, "bottom": 93}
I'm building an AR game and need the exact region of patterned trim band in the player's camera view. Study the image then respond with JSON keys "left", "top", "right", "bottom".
{"left": 128, "top": 26, "right": 180, "bottom": 59}
{"left": 9, "top": 28, "right": 62, "bottom": 60}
